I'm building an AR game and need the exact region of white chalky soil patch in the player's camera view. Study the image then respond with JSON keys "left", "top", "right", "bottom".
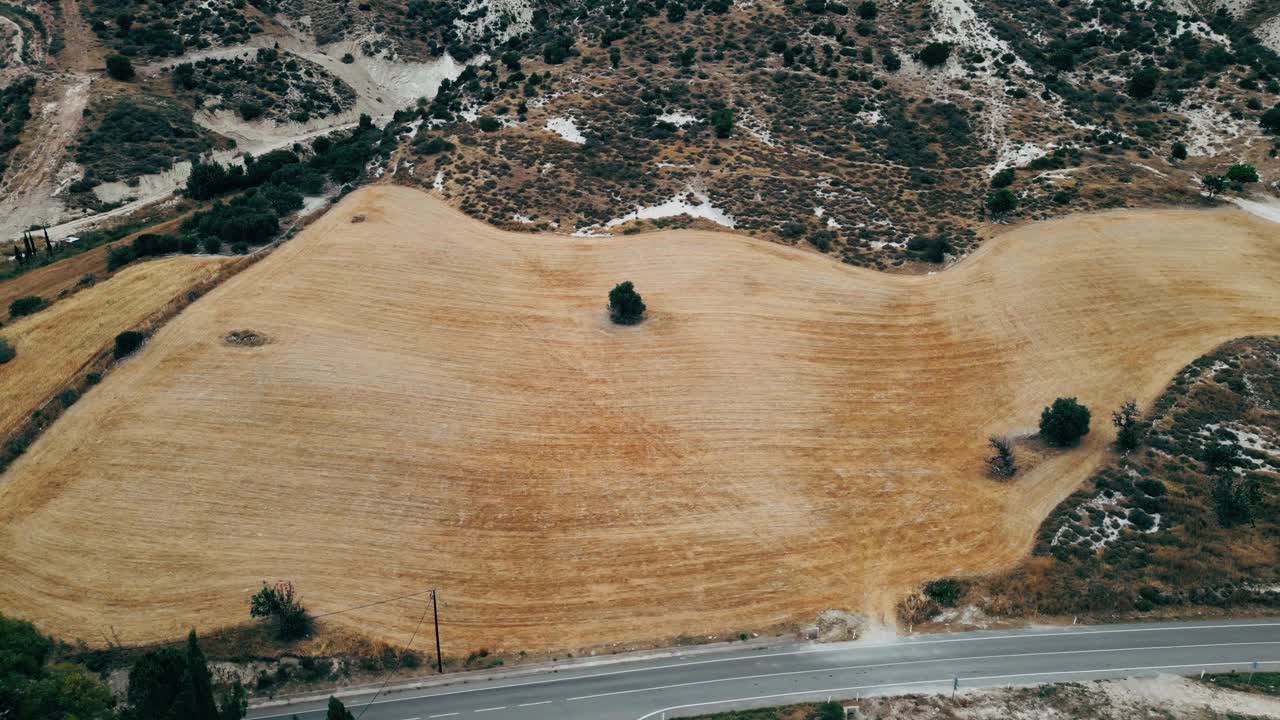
{"left": 545, "top": 117, "right": 586, "bottom": 144}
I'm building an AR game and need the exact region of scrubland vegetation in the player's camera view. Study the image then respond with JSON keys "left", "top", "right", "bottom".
{"left": 908, "top": 337, "right": 1279, "bottom": 623}
{"left": 74, "top": 96, "right": 216, "bottom": 187}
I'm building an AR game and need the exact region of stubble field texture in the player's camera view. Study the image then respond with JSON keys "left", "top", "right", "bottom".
{"left": 0, "top": 185, "right": 1277, "bottom": 654}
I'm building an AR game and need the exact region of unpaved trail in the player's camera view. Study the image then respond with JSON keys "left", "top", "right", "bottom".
{"left": 0, "top": 73, "right": 91, "bottom": 241}
{"left": 55, "top": 0, "right": 102, "bottom": 73}
{"left": 1, "top": 185, "right": 1276, "bottom": 653}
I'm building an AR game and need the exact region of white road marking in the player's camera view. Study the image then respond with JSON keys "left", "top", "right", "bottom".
{"left": 473, "top": 707, "right": 506, "bottom": 713}
{"left": 632, "top": 660, "right": 1280, "bottom": 720}
{"left": 428, "top": 714, "right": 459, "bottom": 718}
{"left": 566, "top": 641, "right": 1279, "bottom": 701}
{"left": 248, "top": 622, "right": 1280, "bottom": 719}
{"left": 517, "top": 701, "right": 552, "bottom": 707}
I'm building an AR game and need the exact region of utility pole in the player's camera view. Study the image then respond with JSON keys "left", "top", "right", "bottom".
{"left": 432, "top": 589, "right": 443, "bottom": 674}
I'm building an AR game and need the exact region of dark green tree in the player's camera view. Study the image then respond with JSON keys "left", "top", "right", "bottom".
{"left": 0, "top": 337, "right": 13, "bottom": 364}
{"left": 1262, "top": 107, "right": 1280, "bottom": 134}
{"left": 1170, "top": 141, "right": 1187, "bottom": 161}
{"left": 918, "top": 42, "right": 952, "bottom": 68}
{"left": 173, "top": 630, "right": 220, "bottom": 720}
{"left": 114, "top": 330, "right": 145, "bottom": 359}
{"left": 666, "top": 2, "right": 686, "bottom": 21}
{"left": 1212, "top": 474, "right": 1263, "bottom": 528}
{"left": 986, "top": 188, "right": 1017, "bottom": 218}
{"left": 1203, "top": 442, "right": 1240, "bottom": 471}
{"left": 1225, "top": 163, "right": 1258, "bottom": 184}
{"left": 856, "top": 0, "right": 877, "bottom": 19}
{"left": 125, "top": 647, "right": 186, "bottom": 720}
{"left": 608, "top": 281, "right": 646, "bottom": 325}
{"left": 106, "top": 54, "right": 135, "bottom": 81}
{"left": 1111, "top": 399, "right": 1143, "bottom": 451}
{"left": 9, "top": 295, "right": 45, "bottom": 317}
{"left": 1128, "top": 65, "right": 1160, "bottom": 98}
{"left": 709, "top": 107, "right": 734, "bottom": 138}
{"left": 1039, "top": 397, "right": 1091, "bottom": 446}
{"left": 326, "top": 696, "right": 355, "bottom": 720}
{"left": 250, "top": 581, "right": 311, "bottom": 641}
{"left": 1202, "top": 174, "right": 1228, "bottom": 197}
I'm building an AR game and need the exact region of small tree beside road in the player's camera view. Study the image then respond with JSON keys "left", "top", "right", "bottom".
{"left": 250, "top": 580, "right": 310, "bottom": 641}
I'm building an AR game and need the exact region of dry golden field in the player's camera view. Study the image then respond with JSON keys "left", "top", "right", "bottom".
{"left": 0, "top": 255, "right": 231, "bottom": 438}
{"left": 0, "top": 185, "right": 1277, "bottom": 654}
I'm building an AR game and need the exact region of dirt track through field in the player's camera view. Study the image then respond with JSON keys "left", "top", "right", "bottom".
{"left": 1, "top": 185, "right": 1277, "bottom": 652}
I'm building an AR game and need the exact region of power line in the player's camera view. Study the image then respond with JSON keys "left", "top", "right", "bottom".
{"left": 354, "top": 594, "right": 432, "bottom": 720}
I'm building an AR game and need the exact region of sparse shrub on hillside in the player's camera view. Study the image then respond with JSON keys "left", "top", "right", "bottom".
{"left": 1225, "top": 163, "right": 1258, "bottom": 184}
{"left": 918, "top": 42, "right": 952, "bottom": 68}
{"left": 415, "top": 136, "right": 455, "bottom": 155}
{"left": 114, "top": 330, "right": 145, "bottom": 359}
{"left": 986, "top": 436, "right": 1016, "bottom": 478}
{"left": 1170, "top": 141, "right": 1187, "bottom": 161}
{"left": 0, "top": 337, "right": 14, "bottom": 364}
{"left": 1039, "top": 397, "right": 1091, "bottom": 447}
{"left": 608, "top": 281, "right": 646, "bottom": 325}
{"left": 542, "top": 35, "right": 575, "bottom": 65}
{"left": 896, "top": 592, "right": 938, "bottom": 628}
{"left": 238, "top": 100, "right": 265, "bottom": 121}
{"left": 808, "top": 230, "right": 835, "bottom": 251}
{"left": 990, "top": 168, "right": 1015, "bottom": 188}
{"left": 1111, "top": 399, "right": 1144, "bottom": 451}
{"left": 1212, "top": 474, "right": 1263, "bottom": 528}
{"left": 906, "top": 235, "right": 951, "bottom": 263}
{"left": 106, "top": 54, "right": 134, "bottom": 81}
{"left": 478, "top": 116, "right": 501, "bottom": 132}
{"left": 250, "top": 580, "right": 311, "bottom": 641}
{"left": 8, "top": 295, "right": 45, "bottom": 318}
{"left": 1202, "top": 442, "right": 1240, "bottom": 472}
{"left": 856, "top": 0, "right": 877, "bottom": 19}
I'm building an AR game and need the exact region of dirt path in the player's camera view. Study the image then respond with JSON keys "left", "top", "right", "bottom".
{"left": 55, "top": 0, "right": 100, "bottom": 73}
{"left": 1, "top": 186, "right": 1277, "bottom": 653}
{"left": 0, "top": 73, "right": 91, "bottom": 241}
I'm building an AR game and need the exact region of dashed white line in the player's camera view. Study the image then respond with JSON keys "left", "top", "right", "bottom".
{"left": 428, "top": 714, "right": 458, "bottom": 718}
{"left": 566, "top": 641, "right": 1279, "bottom": 701}
{"left": 474, "top": 707, "right": 507, "bottom": 713}
{"left": 517, "top": 701, "right": 552, "bottom": 707}
{"left": 247, "top": 622, "right": 1280, "bottom": 720}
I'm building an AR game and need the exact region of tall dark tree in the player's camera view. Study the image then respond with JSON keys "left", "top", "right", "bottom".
{"left": 173, "top": 630, "right": 220, "bottom": 720}
{"left": 125, "top": 647, "right": 186, "bottom": 720}
{"left": 608, "top": 281, "right": 647, "bottom": 325}
{"left": 326, "top": 696, "right": 355, "bottom": 720}
{"left": 250, "top": 580, "right": 310, "bottom": 641}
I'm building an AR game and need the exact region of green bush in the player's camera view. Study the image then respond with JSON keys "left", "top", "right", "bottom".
{"left": 1039, "top": 397, "right": 1091, "bottom": 446}
{"left": 106, "top": 54, "right": 134, "bottom": 81}
{"left": 1225, "top": 163, "right": 1258, "bottom": 183}
{"left": 990, "top": 168, "right": 1015, "bottom": 188}
{"left": 1262, "top": 107, "right": 1280, "bottom": 134}
{"left": 918, "top": 42, "right": 952, "bottom": 68}
{"left": 923, "top": 578, "right": 963, "bottom": 607}
{"left": 114, "top": 330, "right": 145, "bottom": 359}
{"left": 986, "top": 188, "right": 1017, "bottom": 217}
{"left": 1128, "top": 65, "right": 1160, "bottom": 98}
{"left": 9, "top": 296, "right": 45, "bottom": 317}
{"left": 0, "top": 337, "right": 13, "bottom": 364}
{"left": 57, "top": 388, "right": 80, "bottom": 407}
{"left": 477, "top": 116, "right": 501, "bottom": 132}
{"left": 608, "top": 281, "right": 646, "bottom": 325}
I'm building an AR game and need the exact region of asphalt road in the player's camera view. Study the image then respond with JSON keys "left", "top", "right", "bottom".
{"left": 248, "top": 619, "right": 1280, "bottom": 720}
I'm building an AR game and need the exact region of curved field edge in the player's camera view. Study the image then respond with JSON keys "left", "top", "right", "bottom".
{"left": 0, "top": 256, "right": 233, "bottom": 443}
{"left": 0, "top": 184, "right": 1277, "bottom": 655}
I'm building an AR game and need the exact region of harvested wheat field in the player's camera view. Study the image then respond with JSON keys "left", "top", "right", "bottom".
{"left": 0, "top": 256, "right": 231, "bottom": 438}
{"left": 1, "top": 185, "right": 1278, "bottom": 653}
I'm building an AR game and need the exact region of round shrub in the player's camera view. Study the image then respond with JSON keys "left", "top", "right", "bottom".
{"left": 608, "top": 281, "right": 646, "bottom": 325}
{"left": 0, "top": 337, "right": 14, "bottom": 364}
{"left": 1039, "top": 397, "right": 1091, "bottom": 446}
{"left": 114, "top": 330, "right": 145, "bottom": 359}
{"left": 106, "top": 54, "right": 135, "bottom": 81}
{"left": 8, "top": 296, "right": 46, "bottom": 318}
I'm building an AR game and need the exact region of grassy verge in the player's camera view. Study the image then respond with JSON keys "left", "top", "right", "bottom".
{"left": 690, "top": 704, "right": 841, "bottom": 720}
{"left": 1200, "top": 671, "right": 1280, "bottom": 697}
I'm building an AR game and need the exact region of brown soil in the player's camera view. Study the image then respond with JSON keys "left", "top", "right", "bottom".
{"left": 0, "top": 185, "right": 1277, "bottom": 654}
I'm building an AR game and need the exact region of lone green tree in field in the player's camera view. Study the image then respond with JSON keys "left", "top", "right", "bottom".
{"left": 1225, "top": 163, "right": 1258, "bottom": 184}
{"left": 1111, "top": 399, "right": 1144, "bottom": 451}
{"left": 608, "top": 281, "right": 646, "bottom": 325}
{"left": 326, "top": 697, "right": 355, "bottom": 720}
{"left": 1039, "top": 397, "right": 1091, "bottom": 447}
{"left": 250, "top": 580, "right": 310, "bottom": 641}
{"left": 106, "top": 54, "right": 135, "bottom": 81}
